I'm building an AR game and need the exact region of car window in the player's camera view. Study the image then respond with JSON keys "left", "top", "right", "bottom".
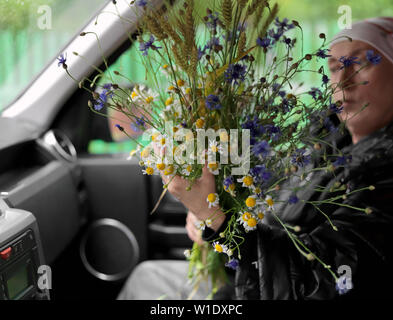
{"left": 0, "top": 0, "right": 109, "bottom": 113}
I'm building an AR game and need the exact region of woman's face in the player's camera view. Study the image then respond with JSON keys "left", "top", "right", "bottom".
{"left": 329, "top": 40, "right": 393, "bottom": 143}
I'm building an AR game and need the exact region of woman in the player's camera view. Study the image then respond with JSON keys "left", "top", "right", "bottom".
{"left": 118, "top": 17, "right": 393, "bottom": 300}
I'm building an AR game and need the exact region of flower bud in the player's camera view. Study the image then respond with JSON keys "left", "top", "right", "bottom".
{"left": 313, "top": 143, "right": 321, "bottom": 150}
{"left": 306, "top": 253, "right": 315, "bottom": 261}
{"left": 294, "top": 226, "right": 301, "bottom": 232}
{"left": 305, "top": 54, "right": 312, "bottom": 60}
{"left": 219, "top": 232, "right": 225, "bottom": 238}
{"left": 290, "top": 165, "right": 298, "bottom": 173}
{"left": 184, "top": 249, "right": 191, "bottom": 258}
{"left": 80, "top": 32, "right": 86, "bottom": 36}
{"left": 365, "top": 207, "right": 373, "bottom": 215}
{"left": 369, "top": 185, "right": 375, "bottom": 191}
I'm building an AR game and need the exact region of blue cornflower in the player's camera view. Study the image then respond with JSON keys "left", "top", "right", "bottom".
{"left": 288, "top": 194, "right": 299, "bottom": 204}
{"left": 252, "top": 140, "right": 270, "bottom": 157}
{"left": 241, "top": 116, "right": 265, "bottom": 144}
{"left": 333, "top": 155, "right": 351, "bottom": 167}
{"left": 366, "top": 50, "right": 382, "bottom": 65}
{"left": 139, "top": 35, "right": 161, "bottom": 56}
{"left": 205, "top": 94, "right": 222, "bottom": 110}
{"left": 224, "top": 63, "right": 247, "bottom": 85}
{"left": 282, "top": 36, "right": 293, "bottom": 48}
{"left": 115, "top": 124, "right": 124, "bottom": 131}
{"left": 265, "top": 124, "right": 282, "bottom": 141}
{"left": 136, "top": 0, "right": 147, "bottom": 7}
{"left": 197, "top": 46, "right": 206, "bottom": 60}
{"left": 223, "top": 176, "right": 235, "bottom": 188}
{"left": 336, "top": 275, "right": 353, "bottom": 295}
{"left": 250, "top": 165, "right": 271, "bottom": 184}
{"left": 322, "top": 74, "right": 329, "bottom": 85}
{"left": 225, "top": 259, "right": 239, "bottom": 270}
{"left": 131, "top": 117, "right": 146, "bottom": 132}
{"left": 272, "top": 83, "right": 280, "bottom": 92}
{"left": 281, "top": 98, "right": 291, "bottom": 113}
{"left": 256, "top": 37, "right": 271, "bottom": 49}
{"left": 205, "top": 37, "right": 220, "bottom": 50}
{"left": 103, "top": 83, "right": 112, "bottom": 90}
{"left": 57, "top": 53, "right": 67, "bottom": 68}
{"left": 274, "top": 17, "right": 295, "bottom": 32}
{"left": 291, "top": 148, "right": 311, "bottom": 167}
{"left": 268, "top": 28, "right": 284, "bottom": 43}
{"left": 329, "top": 101, "right": 343, "bottom": 114}
{"left": 136, "top": 116, "right": 145, "bottom": 126}
{"left": 323, "top": 118, "right": 338, "bottom": 133}
{"left": 206, "top": 12, "right": 219, "bottom": 31}
{"left": 94, "top": 90, "right": 109, "bottom": 111}
{"left": 339, "top": 56, "right": 360, "bottom": 69}
{"left": 308, "top": 87, "right": 323, "bottom": 100}
{"left": 316, "top": 49, "right": 331, "bottom": 60}
{"left": 278, "top": 90, "right": 286, "bottom": 98}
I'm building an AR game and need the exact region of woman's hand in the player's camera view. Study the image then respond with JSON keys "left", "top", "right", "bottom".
{"left": 186, "top": 211, "right": 204, "bottom": 245}
{"left": 162, "top": 165, "right": 226, "bottom": 232}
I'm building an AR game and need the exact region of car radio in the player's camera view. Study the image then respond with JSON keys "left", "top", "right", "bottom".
{"left": 0, "top": 198, "right": 49, "bottom": 300}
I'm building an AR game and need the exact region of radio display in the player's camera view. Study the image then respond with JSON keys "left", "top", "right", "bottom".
{"left": 7, "top": 264, "right": 29, "bottom": 300}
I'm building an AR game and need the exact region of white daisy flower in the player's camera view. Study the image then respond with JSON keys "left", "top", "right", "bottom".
{"left": 194, "top": 220, "right": 206, "bottom": 231}
{"left": 245, "top": 195, "right": 261, "bottom": 209}
{"left": 140, "top": 147, "right": 152, "bottom": 160}
{"left": 154, "top": 134, "right": 168, "bottom": 153}
{"left": 208, "top": 140, "right": 219, "bottom": 155}
{"left": 127, "top": 149, "right": 138, "bottom": 161}
{"left": 212, "top": 241, "right": 228, "bottom": 254}
{"left": 237, "top": 211, "right": 258, "bottom": 232}
{"left": 256, "top": 210, "right": 265, "bottom": 224}
{"left": 155, "top": 162, "right": 166, "bottom": 172}
{"left": 205, "top": 219, "right": 213, "bottom": 228}
{"left": 206, "top": 193, "right": 219, "bottom": 208}
{"left": 265, "top": 195, "right": 275, "bottom": 210}
{"left": 163, "top": 164, "right": 176, "bottom": 178}
{"left": 181, "top": 164, "right": 193, "bottom": 176}
{"left": 207, "top": 162, "right": 220, "bottom": 175}
{"left": 237, "top": 175, "right": 255, "bottom": 189}
{"left": 142, "top": 166, "right": 155, "bottom": 176}
{"left": 195, "top": 117, "right": 205, "bottom": 129}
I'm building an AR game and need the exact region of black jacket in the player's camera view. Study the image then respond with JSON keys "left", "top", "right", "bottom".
{"left": 203, "top": 120, "right": 393, "bottom": 300}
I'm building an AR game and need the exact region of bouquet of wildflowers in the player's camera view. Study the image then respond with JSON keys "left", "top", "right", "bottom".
{"left": 60, "top": 0, "right": 381, "bottom": 299}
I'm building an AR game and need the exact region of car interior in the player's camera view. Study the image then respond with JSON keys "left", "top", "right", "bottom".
{"left": 0, "top": 0, "right": 193, "bottom": 300}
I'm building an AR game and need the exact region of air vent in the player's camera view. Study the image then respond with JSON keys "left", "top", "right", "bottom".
{"left": 39, "top": 130, "right": 77, "bottom": 162}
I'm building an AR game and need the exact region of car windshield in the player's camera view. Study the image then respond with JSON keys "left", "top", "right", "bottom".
{"left": 0, "top": 0, "right": 109, "bottom": 113}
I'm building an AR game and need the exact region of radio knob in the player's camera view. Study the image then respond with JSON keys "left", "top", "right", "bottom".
{"left": 0, "top": 247, "right": 11, "bottom": 260}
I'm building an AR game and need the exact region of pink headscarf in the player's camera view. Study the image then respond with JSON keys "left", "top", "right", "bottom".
{"left": 330, "top": 17, "right": 393, "bottom": 65}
